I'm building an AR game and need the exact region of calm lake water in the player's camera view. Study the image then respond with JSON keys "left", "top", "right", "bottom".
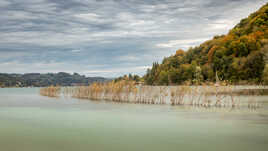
{"left": 0, "top": 88, "right": 268, "bottom": 151}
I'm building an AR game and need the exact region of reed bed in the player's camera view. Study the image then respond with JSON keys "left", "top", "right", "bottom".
{"left": 40, "top": 82, "right": 263, "bottom": 108}
{"left": 40, "top": 86, "right": 61, "bottom": 97}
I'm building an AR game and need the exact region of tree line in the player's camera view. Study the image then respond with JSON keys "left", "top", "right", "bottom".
{"left": 0, "top": 72, "right": 106, "bottom": 87}
{"left": 144, "top": 3, "right": 268, "bottom": 85}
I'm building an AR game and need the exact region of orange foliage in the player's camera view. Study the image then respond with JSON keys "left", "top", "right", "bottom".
{"left": 207, "top": 46, "right": 217, "bottom": 64}
{"left": 175, "top": 49, "right": 185, "bottom": 56}
{"left": 222, "top": 34, "right": 234, "bottom": 43}
{"left": 251, "top": 31, "right": 264, "bottom": 39}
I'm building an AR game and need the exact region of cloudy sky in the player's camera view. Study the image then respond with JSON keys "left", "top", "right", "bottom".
{"left": 0, "top": 0, "right": 266, "bottom": 77}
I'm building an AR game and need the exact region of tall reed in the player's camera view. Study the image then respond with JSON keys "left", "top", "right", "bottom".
{"left": 40, "top": 86, "right": 61, "bottom": 97}
{"left": 40, "top": 82, "right": 262, "bottom": 108}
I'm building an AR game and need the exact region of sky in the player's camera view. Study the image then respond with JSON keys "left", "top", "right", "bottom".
{"left": 0, "top": 0, "right": 267, "bottom": 77}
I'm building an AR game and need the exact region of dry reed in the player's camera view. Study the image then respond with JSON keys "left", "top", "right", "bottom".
{"left": 40, "top": 82, "right": 263, "bottom": 108}
{"left": 40, "top": 86, "right": 61, "bottom": 97}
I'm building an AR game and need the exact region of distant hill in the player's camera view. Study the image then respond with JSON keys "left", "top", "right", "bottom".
{"left": 145, "top": 3, "right": 268, "bottom": 85}
{"left": 0, "top": 72, "right": 107, "bottom": 87}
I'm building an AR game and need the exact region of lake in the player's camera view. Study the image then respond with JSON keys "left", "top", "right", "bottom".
{"left": 0, "top": 88, "right": 268, "bottom": 151}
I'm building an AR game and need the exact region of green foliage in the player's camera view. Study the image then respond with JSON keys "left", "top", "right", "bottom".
{"left": 114, "top": 74, "right": 141, "bottom": 83}
{"left": 263, "top": 64, "right": 268, "bottom": 85}
{"left": 168, "top": 68, "right": 181, "bottom": 84}
{"left": 201, "top": 65, "right": 214, "bottom": 81}
{"left": 158, "top": 71, "right": 169, "bottom": 85}
{"left": 0, "top": 72, "right": 106, "bottom": 87}
{"left": 144, "top": 3, "right": 268, "bottom": 85}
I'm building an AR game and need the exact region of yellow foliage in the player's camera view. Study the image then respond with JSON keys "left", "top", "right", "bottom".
{"left": 175, "top": 49, "right": 185, "bottom": 56}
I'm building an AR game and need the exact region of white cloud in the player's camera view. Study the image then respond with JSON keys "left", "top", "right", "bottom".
{"left": 71, "top": 49, "right": 82, "bottom": 53}
{"left": 0, "top": 51, "right": 31, "bottom": 60}
{"left": 82, "top": 66, "right": 151, "bottom": 77}
{"left": 0, "top": 0, "right": 10, "bottom": 7}
{"left": 156, "top": 38, "right": 209, "bottom": 48}
{"left": 75, "top": 13, "right": 100, "bottom": 21}
{"left": 0, "top": 0, "right": 267, "bottom": 77}
{"left": 1, "top": 11, "right": 37, "bottom": 20}
{"left": 207, "top": 19, "right": 236, "bottom": 30}
{"left": 0, "top": 59, "right": 150, "bottom": 77}
{"left": 117, "top": 55, "right": 140, "bottom": 61}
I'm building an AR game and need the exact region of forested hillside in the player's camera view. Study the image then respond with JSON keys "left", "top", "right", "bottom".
{"left": 145, "top": 3, "right": 268, "bottom": 85}
{"left": 0, "top": 72, "right": 106, "bottom": 87}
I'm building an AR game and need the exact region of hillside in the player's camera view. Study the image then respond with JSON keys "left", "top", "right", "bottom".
{"left": 0, "top": 72, "right": 107, "bottom": 87}
{"left": 144, "top": 3, "right": 268, "bottom": 85}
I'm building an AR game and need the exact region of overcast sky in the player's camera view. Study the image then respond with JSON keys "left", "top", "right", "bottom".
{"left": 0, "top": 0, "right": 266, "bottom": 77}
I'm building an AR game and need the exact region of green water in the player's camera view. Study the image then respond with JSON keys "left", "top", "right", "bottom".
{"left": 0, "top": 88, "right": 268, "bottom": 151}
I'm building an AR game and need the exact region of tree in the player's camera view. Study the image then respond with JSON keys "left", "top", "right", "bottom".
{"left": 143, "top": 3, "right": 268, "bottom": 85}
{"left": 245, "top": 51, "right": 265, "bottom": 81}
{"left": 262, "top": 64, "right": 268, "bottom": 85}
{"left": 201, "top": 64, "right": 214, "bottom": 81}
{"left": 158, "top": 71, "right": 169, "bottom": 85}
{"left": 208, "top": 46, "right": 217, "bottom": 64}
{"left": 175, "top": 49, "right": 185, "bottom": 56}
{"left": 193, "top": 66, "right": 203, "bottom": 84}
